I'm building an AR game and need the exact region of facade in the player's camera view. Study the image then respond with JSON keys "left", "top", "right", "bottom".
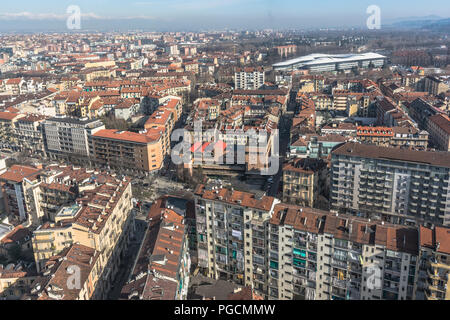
{"left": 14, "top": 114, "right": 47, "bottom": 156}
{"left": 0, "top": 165, "right": 41, "bottom": 222}
{"left": 31, "top": 170, "right": 134, "bottom": 282}
{"left": 0, "top": 112, "right": 25, "bottom": 152}
{"left": 92, "top": 129, "right": 165, "bottom": 173}
{"left": 423, "top": 76, "right": 449, "bottom": 96}
{"left": 193, "top": 185, "right": 435, "bottom": 300}
{"left": 268, "top": 203, "right": 419, "bottom": 300}
{"left": 330, "top": 142, "right": 450, "bottom": 226}
{"left": 194, "top": 184, "right": 279, "bottom": 298}
{"left": 0, "top": 262, "right": 36, "bottom": 300}
{"left": 42, "top": 116, "right": 105, "bottom": 163}
{"left": 282, "top": 158, "right": 327, "bottom": 207}
{"left": 417, "top": 225, "right": 450, "bottom": 300}
{"left": 356, "top": 126, "right": 428, "bottom": 150}
{"left": 426, "top": 114, "right": 450, "bottom": 152}
{"left": 234, "top": 67, "right": 265, "bottom": 90}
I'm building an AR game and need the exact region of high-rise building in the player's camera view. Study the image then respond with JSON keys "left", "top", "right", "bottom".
{"left": 268, "top": 203, "right": 419, "bottom": 300}
{"left": 194, "top": 184, "right": 279, "bottom": 297}
{"left": 234, "top": 67, "right": 265, "bottom": 90}
{"left": 42, "top": 116, "right": 105, "bottom": 163}
{"left": 194, "top": 185, "right": 428, "bottom": 300}
{"left": 330, "top": 142, "right": 450, "bottom": 226}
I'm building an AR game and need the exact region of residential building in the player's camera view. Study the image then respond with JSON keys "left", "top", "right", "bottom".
{"left": 423, "top": 76, "right": 449, "bottom": 96}
{"left": 417, "top": 225, "right": 450, "bottom": 300}
{"left": 426, "top": 114, "right": 450, "bottom": 152}
{"left": 0, "top": 165, "right": 41, "bottom": 222}
{"left": 282, "top": 158, "right": 327, "bottom": 207}
{"left": 120, "top": 199, "right": 190, "bottom": 300}
{"left": 268, "top": 203, "right": 419, "bottom": 300}
{"left": 330, "top": 142, "right": 450, "bottom": 226}
{"left": 0, "top": 261, "right": 36, "bottom": 300}
{"left": 234, "top": 67, "right": 265, "bottom": 90}
{"left": 14, "top": 114, "right": 47, "bottom": 156}
{"left": 42, "top": 116, "right": 105, "bottom": 164}
{"left": 31, "top": 169, "right": 134, "bottom": 284}
{"left": 0, "top": 111, "right": 25, "bottom": 152}
{"left": 194, "top": 184, "right": 279, "bottom": 298}
{"left": 92, "top": 129, "right": 165, "bottom": 174}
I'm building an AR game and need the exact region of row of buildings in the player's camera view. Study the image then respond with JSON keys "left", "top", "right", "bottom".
{"left": 0, "top": 161, "right": 193, "bottom": 301}
{"left": 0, "top": 96, "right": 182, "bottom": 175}
{"left": 193, "top": 183, "right": 450, "bottom": 300}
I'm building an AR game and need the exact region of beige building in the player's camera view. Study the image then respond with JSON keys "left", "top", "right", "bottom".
{"left": 426, "top": 114, "right": 450, "bottom": 152}
{"left": 282, "top": 158, "right": 327, "bottom": 208}
{"left": 423, "top": 76, "right": 449, "bottom": 96}
{"left": 417, "top": 226, "right": 450, "bottom": 300}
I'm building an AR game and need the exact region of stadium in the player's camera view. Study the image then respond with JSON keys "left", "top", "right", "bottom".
{"left": 272, "top": 52, "right": 387, "bottom": 72}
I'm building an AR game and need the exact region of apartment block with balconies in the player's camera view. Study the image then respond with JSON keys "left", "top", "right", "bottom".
{"left": 331, "top": 142, "right": 450, "bottom": 227}
{"left": 194, "top": 183, "right": 278, "bottom": 298}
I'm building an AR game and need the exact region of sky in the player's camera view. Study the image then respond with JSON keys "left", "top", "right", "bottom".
{"left": 0, "top": 0, "right": 449, "bottom": 31}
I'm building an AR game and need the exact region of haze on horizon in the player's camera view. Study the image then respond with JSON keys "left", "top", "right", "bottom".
{"left": 0, "top": 0, "right": 449, "bottom": 32}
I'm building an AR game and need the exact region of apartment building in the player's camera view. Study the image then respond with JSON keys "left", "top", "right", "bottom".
{"left": 0, "top": 262, "right": 36, "bottom": 300}
{"left": 234, "top": 67, "right": 265, "bottom": 90}
{"left": 31, "top": 170, "right": 134, "bottom": 288}
{"left": 42, "top": 116, "right": 105, "bottom": 163}
{"left": 14, "top": 114, "right": 47, "bottom": 156}
{"left": 0, "top": 165, "right": 41, "bottom": 222}
{"left": 417, "top": 225, "right": 450, "bottom": 300}
{"left": 282, "top": 158, "right": 327, "bottom": 207}
{"left": 289, "top": 134, "right": 349, "bottom": 159}
{"left": 423, "top": 76, "right": 449, "bottom": 96}
{"left": 408, "top": 98, "right": 440, "bottom": 130}
{"left": 330, "top": 142, "right": 450, "bottom": 226}
{"left": 194, "top": 184, "right": 279, "bottom": 298}
{"left": 92, "top": 129, "right": 164, "bottom": 173}
{"left": 268, "top": 203, "right": 419, "bottom": 300}
{"left": 28, "top": 244, "right": 108, "bottom": 300}
{"left": 144, "top": 108, "right": 175, "bottom": 156}
{"left": 120, "top": 199, "right": 190, "bottom": 300}
{"left": 356, "top": 126, "right": 393, "bottom": 147}
{"left": 0, "top": 111, "right": 25, "bottom": 152}
{"left": 426, "top": 114, "right": 450, "bottom": 152}
{"left": 356, "top": 126, "right": 428, "bottom": 149}
{"left": 390, "top": 126, "right": 429, "bottom": 150}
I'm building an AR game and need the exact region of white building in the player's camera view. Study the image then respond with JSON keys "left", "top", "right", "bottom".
{"left": 234, "top": 67, "right": 265, "bottom": 90}
{"left": 273, "top": 53, "right": 386, "bottom": 72}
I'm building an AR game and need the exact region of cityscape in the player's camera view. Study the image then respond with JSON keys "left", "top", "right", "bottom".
{"left": 0, "top": 0, "right": 449, "bottom": 307}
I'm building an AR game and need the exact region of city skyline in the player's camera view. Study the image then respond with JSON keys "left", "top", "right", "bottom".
{"left": 0, "top": 0, "right": 449, "bottom": 31}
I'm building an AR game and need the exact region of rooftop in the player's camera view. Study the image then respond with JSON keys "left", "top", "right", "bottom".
{"left": 332, "top": 142, "right": 450, "bottom": 169}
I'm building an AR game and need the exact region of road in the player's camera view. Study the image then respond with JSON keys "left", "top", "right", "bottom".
{"left": 266, "top": 93, "right": 296, "bottom": 197}
{"left": 107, "top": 214, "right": 148, "bottom": 300}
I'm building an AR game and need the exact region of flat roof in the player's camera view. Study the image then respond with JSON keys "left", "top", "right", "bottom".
{"left": 332, "top": 142, "right": 450, "bottom": 168}
{"left": 273, "top": 52, "right": 386, "bottom": 68}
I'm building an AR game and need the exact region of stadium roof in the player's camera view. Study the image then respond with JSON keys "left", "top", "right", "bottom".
{"left": 273, "top": 52, "right": 386, "bottom": 68}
